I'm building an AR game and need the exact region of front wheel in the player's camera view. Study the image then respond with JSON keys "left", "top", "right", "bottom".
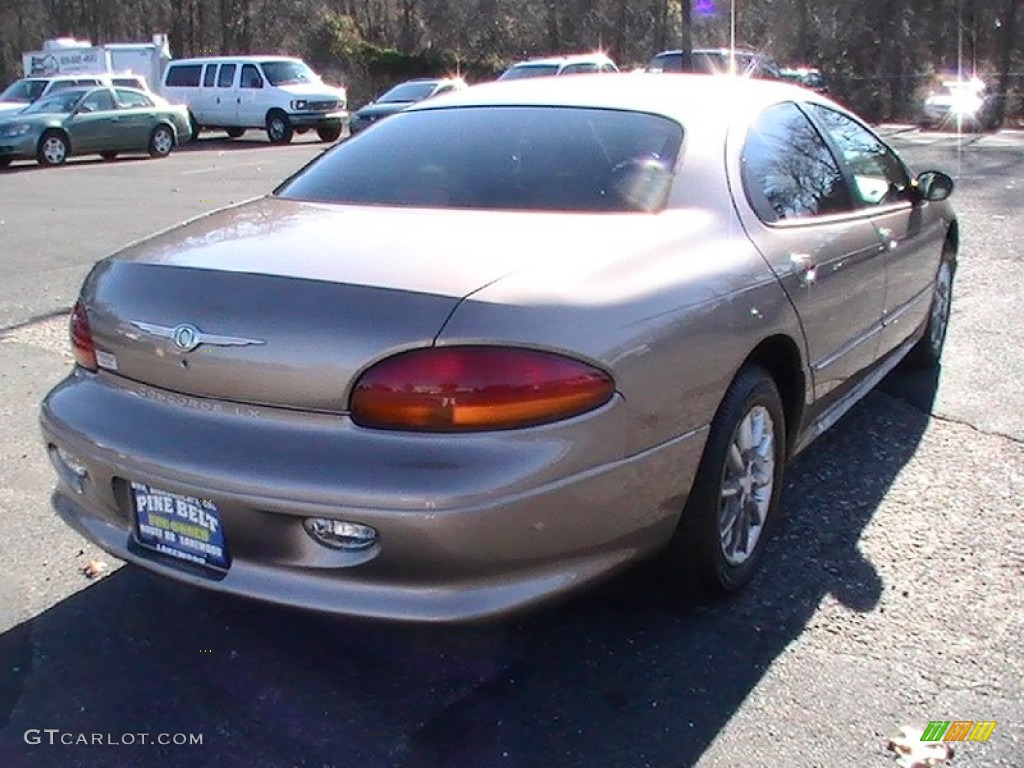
{"left": 148, "top": 125, "right": 175, "bottom": 158}
{"left": 37, "top": 131, "right": 69, "bottom": 166}
{"left": 657, "top": 366, "right": 787, "bottom": 600}
{"left": 266, "top": 111, "right": 293, "bottom": 144}
{"left": 317, "top": 124, "right": 342, "bottom": 142}
{"left": 907, "top": 257, "right": 955, "bottom": 368}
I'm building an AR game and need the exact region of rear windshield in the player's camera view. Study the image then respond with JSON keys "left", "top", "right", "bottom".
{"left": 647, "top": 51, "right": 755, "bottom": 75}
{"left": 276, "top": 106, "right": 683, "bottom": 212}
{"left": 499, "top": 65, "right": 560, "bottom": 81}
{"left": 378, "top": 81, "right": 437, "bottom": 103}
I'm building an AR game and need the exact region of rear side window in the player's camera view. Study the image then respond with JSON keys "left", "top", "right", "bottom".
{"left": 560, "top": 63, "right": 599, "bottom": 75}
{"left": 741, "top": 102, "right": 854, "bottom": 222}
{"left": 277, "top": 106, "right": 684, "bottom": 212}
{"left": 809, "top": 104, "right": 910, "bottom": 206}
{"left": 217, "top": 64, "right": 236, "bottom": 88}
{"left": 115, "top": 89, "right": 152, "bottom": 109}
{"left": 165, "top": 65, "right": 202, "bottom": 88}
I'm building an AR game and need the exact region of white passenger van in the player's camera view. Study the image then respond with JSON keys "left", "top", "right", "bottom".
{"left": 160, "top": 56, "right": 348, "bottom": 143}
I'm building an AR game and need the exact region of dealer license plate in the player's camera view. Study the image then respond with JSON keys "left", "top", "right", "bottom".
{"left": 131, "top": 482, "right": 230, "bottom": 571}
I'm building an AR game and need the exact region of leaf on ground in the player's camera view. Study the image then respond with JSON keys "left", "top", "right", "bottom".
{"left": 81, "top": 559, "right": 109, "bottom": 579}
{"left": 888, "top": 725, "right": 954, "bottom": 767}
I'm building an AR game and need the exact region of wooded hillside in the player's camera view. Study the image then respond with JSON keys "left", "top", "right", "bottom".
{"left": 0, "top": 0, "right": 1019, "bottom": 121}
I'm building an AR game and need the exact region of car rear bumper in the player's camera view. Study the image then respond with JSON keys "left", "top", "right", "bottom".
{"left": 41, "top": 370, "right": 707, "bottom": 622}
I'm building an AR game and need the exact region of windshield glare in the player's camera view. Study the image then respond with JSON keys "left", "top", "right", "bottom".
{"left": 499, "top": 65, "right": 560, "bottom": 80}
{"left": 23, "top": 91, "right": 82, "bottom": 114}
{"left": 261, "top": 61, "right": 319, "bottom": 86}
{"left": 0, "top": 79, "right": 47, "bottom": 103}
{"left": 276, "top": 106, "right": 683, "bottom": 213}
{"left": 378, "top": 82, "right": 438, "bottom": 103}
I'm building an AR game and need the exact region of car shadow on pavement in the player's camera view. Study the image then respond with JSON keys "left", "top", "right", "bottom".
{"left": 0, "top": 156, "right": 154, "bottom": 174}
{"left": 0, "top": 368, "right": 937, "bottom": 768}
{"left": 177, "top": 133, "right": 337, "bottom": 152}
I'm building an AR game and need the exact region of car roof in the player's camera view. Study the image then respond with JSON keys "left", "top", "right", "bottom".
{"left": 509, "top": 53, "right": 614, "bottom": 67}
{"left": 412, "top": 72, "right": 825, "bottom": 126}
{"left": 392, "top": 77, "right": 464, "bottom": 85}
{"left": 23, "top": 74, "right": 103, "bottom": 82}
{"left": 169, "top": 55, "right": 303, "bottom": 65}
{"left": 652, "top": 48, "right": 763, "bottom": 57}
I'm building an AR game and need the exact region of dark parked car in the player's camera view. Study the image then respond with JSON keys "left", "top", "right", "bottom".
{"left": 781, "top": 67, "right": 829, "bottom": 94}
{"left": 647, "top": 48, "right": 782, "bottom": 80}
{"left": 42, "top": 74, "right": 957, "bottom": 621}
{"left": 0, "top": 86, "right": 191, "bottom": 167}
{"left": 349, "top": 77, "right": 467, "bottom": 134}
{"left": 498, "top": 53, "right": 619, "bottom": 80}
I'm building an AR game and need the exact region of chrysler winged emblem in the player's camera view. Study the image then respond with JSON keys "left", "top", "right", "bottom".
{"left": 128, "top": 321, "right": 266, "bottom": 352}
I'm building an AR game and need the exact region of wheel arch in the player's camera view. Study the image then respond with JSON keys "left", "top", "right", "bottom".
{"left": 945, "top": 218, "right": 959, "bottom": 260}
{"left": 39, "top": 127, "right": 71, "bottom": 150}
{"left": 152, "top": 121, "right": 176, "bottom": 141}
{"left": 741, "top": 334, "right": 807, "bottom": 457}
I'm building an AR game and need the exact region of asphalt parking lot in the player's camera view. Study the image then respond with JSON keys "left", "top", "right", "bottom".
{"left": 0, "top": 128, "right": 1022, "bottom": 767}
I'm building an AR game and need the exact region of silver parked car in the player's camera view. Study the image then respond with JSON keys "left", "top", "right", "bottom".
{"left": 41, "top": 74, "right": 957, "bottom": 621}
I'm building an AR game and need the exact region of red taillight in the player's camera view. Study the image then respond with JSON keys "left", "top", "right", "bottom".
{"left": 70, "top": 300, "right": 97, "bottom": 371}
{"left": 350, "top": 347, "right": 615, "bottom": 431}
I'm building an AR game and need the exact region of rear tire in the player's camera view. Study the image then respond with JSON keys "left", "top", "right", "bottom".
{"left": 907, "top": 254, "right": 955, "bottom": 368}
{"left": 188, "top": 112, "right": 200, "bottom": 142}
{"left": 0, "top": 158, "right": 11, "bottom": 168}
{"left": 317, "top": 124, "right": 342, "bottom": 142}
{"left": 266, "top": 111, "right": 293, "bottom": 144}
{"left": 148, "top": 125, "right": 175, "bottom": 158}
{"left": 225, "top": 127, "right": 245, "bottom": 139}
{"left": 656, "top": 366, "right": 787, "bottom": 601}
{"left": 37, "top": 131, "right": 69, "bottom": 166}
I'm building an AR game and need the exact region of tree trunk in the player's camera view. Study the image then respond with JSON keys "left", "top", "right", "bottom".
{"left": 680, "top": 0, "right": 692, "bottom": 56}
{"left": 994, "top": 0, "right": 1019, "bottom": 126}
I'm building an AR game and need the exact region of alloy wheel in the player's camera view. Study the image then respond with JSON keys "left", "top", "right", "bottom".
{"left": 718, "top": 405, "right": 776, "bottom": 566}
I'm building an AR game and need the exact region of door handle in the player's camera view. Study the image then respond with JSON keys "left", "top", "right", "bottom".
{"left": 790, "top": 253, "right": 817, "bottom": 286}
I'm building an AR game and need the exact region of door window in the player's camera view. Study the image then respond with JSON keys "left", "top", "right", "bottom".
{"left": 809, "top": 105, "right": 911, "bottom": 206}
{"left": 240, "top": 64, "right": 263, "bottom": 89}
{"left": 203, "top": 64, "right": 217, "bottom": 87}
{"left": 217, "top": 64, "right": 237, "bottom": 88}
{"left": 741, "top": 102, "right": 854, "bottom": 222}
{"left": 78, "top": 89, "right": 116, "bottom": 113}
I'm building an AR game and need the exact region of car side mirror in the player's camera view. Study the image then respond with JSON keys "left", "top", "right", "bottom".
{"left": 915, "top": 170, "right": 954, "bottom": 202}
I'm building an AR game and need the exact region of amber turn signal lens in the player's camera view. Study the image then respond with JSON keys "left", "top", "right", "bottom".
{"left": 350, "top": 347, "right": 615, "bottom": 431}
{"left": 70, "top": 300, "right": 98, "bottom": 371}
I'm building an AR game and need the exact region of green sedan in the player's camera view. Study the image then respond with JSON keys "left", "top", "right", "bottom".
{"left": 0, "top": 86, "right": 192, "bottom": 168}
